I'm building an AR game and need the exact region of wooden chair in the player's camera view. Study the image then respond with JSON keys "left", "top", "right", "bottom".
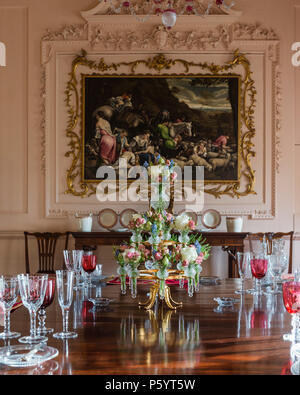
{"left": 24, "top": 232, "right": 70, "bottom": 274}
{"left": 248, "top": 232, "right": 294, "bottom": 273}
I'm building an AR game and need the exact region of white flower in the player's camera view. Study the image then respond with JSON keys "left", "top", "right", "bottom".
{"left": 181, "top": 246, "right": 198, "bottom": 263}
{"left": 174, "top": 214, "right": 190, "bottom": 231}
{"left": 149, "top": 165, "right": 163, "bottom": 180}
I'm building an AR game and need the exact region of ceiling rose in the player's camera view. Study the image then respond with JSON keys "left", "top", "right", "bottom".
{"left": 101, "top": 0, "right": 236, "bottom": 28}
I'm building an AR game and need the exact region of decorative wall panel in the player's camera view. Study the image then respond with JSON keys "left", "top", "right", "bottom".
{"left": 41, "top": 3, "right": 281, "bottom": 220}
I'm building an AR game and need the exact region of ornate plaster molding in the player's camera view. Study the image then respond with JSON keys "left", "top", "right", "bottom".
{"left": 41, "top": 13, "right": 281, "bottom": 219}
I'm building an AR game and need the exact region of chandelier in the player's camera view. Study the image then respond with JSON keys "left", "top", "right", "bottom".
{"left": 102, "top": 0, "right": 236, "bottom": 28}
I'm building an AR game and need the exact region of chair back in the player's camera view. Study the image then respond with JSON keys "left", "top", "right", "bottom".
{"left": 248, "top": 231, "right": 294, "bottom": 273}
{"left": 24, "top": 232, "right": 70, "bottom": 274}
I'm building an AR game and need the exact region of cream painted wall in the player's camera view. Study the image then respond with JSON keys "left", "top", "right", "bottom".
{"left": 0, "top": 0, "right": 299, "bottom": 277}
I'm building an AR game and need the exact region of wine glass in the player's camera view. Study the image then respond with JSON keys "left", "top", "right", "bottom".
{"left": 63, "top": 250, "right": 84, "bottom": 290}
{"left": 37, "top": 276, "right": 56, "bottom": 335}
{"left": 0, "top": 276, "right": 21, "bottom": 339}
{"left": 250, "top": 253, "right": 269, "bottom": 295}
{"left": 17, "top": 274, "right": 48, "bottom": 344}
{"left": 282, "top": 279, "right": 300, "bottom": 342}
{"left": 82, "top": 254, "right": 97, "bottom": 289}
{"left": 53, "top": 270, "right": 77, "bottom": 339}
{"left": 265, "top": 253, "right": 288, "bottom": 295}
{"left": 235, "top": 252, "right": 250, "bottom": 295}
{"left": 73, "top": 250, "right": 84, "bottom": 290}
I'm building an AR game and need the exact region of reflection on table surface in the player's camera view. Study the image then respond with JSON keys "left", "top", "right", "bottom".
{"left": 0, "top": 278, "right": 299, "bottom": 375}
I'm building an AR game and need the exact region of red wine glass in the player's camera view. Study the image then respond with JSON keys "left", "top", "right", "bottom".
{"left": 282, "top": 280, "right": 300, "bottom": 342}
{"left": 37, "top": 276, "right": 56, "bottom": 334}
{"left": 82, "top": 254, "right": 97, "bottom": 288}
{"left": 250, "top": 254, "right": 268, "bottom": 295}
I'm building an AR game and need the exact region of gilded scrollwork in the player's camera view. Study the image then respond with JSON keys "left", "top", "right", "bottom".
{"left": 64, "top": 49, "right": 257, "bottom": 199}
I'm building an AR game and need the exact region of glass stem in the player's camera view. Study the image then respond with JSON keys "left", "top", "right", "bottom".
{"left": 38, "top": 308, "right": 46, "bottom": 331}
{"left": 256, "top": 279, "right": 262, "bottom": 295}
{"left": 30, "top": 310, "right": 37, "bottom": 339}
{"left": 3, "top": 310, "right": 10, "bottom": 335}
{"left": 63, "top": 309, "right": 70, "bottom": 334}
{"left": 273, "top": 276, "right": 278, "bottom": 292}
{"left": 87, "top": 273, "right": 92, "bottom": 288}
{"left": 75, "top": 272, "right": 81, "bottom": 288}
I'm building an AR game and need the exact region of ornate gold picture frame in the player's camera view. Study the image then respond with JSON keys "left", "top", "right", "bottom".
{"left": 65, "top": 49, "right": 256, "bottom": 199}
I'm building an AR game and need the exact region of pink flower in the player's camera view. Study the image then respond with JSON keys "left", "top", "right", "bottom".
{"left": 182, "top": 260, "right": 189, "bottom": 267}
{"left": 196, "top": 256, "right": 203, "bottom": 264}
{"left": 171, "top": 172, "right": 178, "bottom": 181}
{"left": 188, "top": 220, "right": 195, "bottom": 230}
{"left": 166, "top": 160, "right": 170, "bottom": 166}
{"left": 126, "top": 251, "right": 134, "bottom": 259}
{"left": 155, "top": 252, "right": 163, "bottom": 260}
{"left": 138, "top": 244, "right": 145, "bottom": 250}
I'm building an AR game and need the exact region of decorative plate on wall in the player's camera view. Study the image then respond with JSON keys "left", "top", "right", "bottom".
{"left": 119, "top": 208, "right": 137, "bottom": 228}
{"left": 178, "top": 209, "right": 198, "bottom": 225}
{"left": 201, "top": 209, "right": 221, "bottom": 229}
{"left": 97, "top": 209, "right": 118, "bottom": 229}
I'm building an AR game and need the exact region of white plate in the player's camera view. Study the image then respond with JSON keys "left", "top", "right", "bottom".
{"left": 97, "top": 209, "right": 118, "bottom": 229}
{"left": 178, "top": 210, "right": 198, "bottom": 225}
{"left": 0, "top": 344, "right": 59, "bottom": 367}
{"left": 119, "top": 208, "right": 137, "bottom": 228}
{"left": 201, "top": 209, "right": 221, "bottom": 229}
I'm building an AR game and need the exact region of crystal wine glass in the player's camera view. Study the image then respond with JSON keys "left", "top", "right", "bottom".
{"left": 250, "top": 253, "right": 269, "bottom": 296}
{"left": 17, "top": 274, "right": 48, "bottom": 344}
{"left": 282, "top": 279, "right": 300, "bottom": 342}
{"left": 37, "top": 276, "right": 56, "bottom": 335}
{"left": 63, "top": 250, "right": 84, "bottom": 290}
{"left": 0, "top": 276, "right": 21, "bottom": 339}
{"left": 73, "top": 250, "right": 84, "bottom": 290}
{"left": 53, "top": 270, "right": 77, "bottom": 339}
{"left": 82, "top": 254, "right": 97, "bottom": 289}
{"left": 235, "top": 252, "right": 250, "bottom": 295}
{"left": 250, "top": 254, "right": 269, "bottom": 292}
{"left": 265, "top": 253, "right": 288, "bottom": 295}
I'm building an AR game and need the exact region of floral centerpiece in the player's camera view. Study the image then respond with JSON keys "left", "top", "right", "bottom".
{"left": 114, "top": 153, "right": 211, "bottom": 308}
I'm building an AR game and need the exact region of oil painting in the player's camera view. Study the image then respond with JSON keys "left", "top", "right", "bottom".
{"left": 82, "top": 75, "right": 240, "bottom": 183}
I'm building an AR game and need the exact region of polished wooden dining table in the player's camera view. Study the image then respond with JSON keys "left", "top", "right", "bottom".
{"left": 0, "top": 278, "right": 297, "bottom": 376}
